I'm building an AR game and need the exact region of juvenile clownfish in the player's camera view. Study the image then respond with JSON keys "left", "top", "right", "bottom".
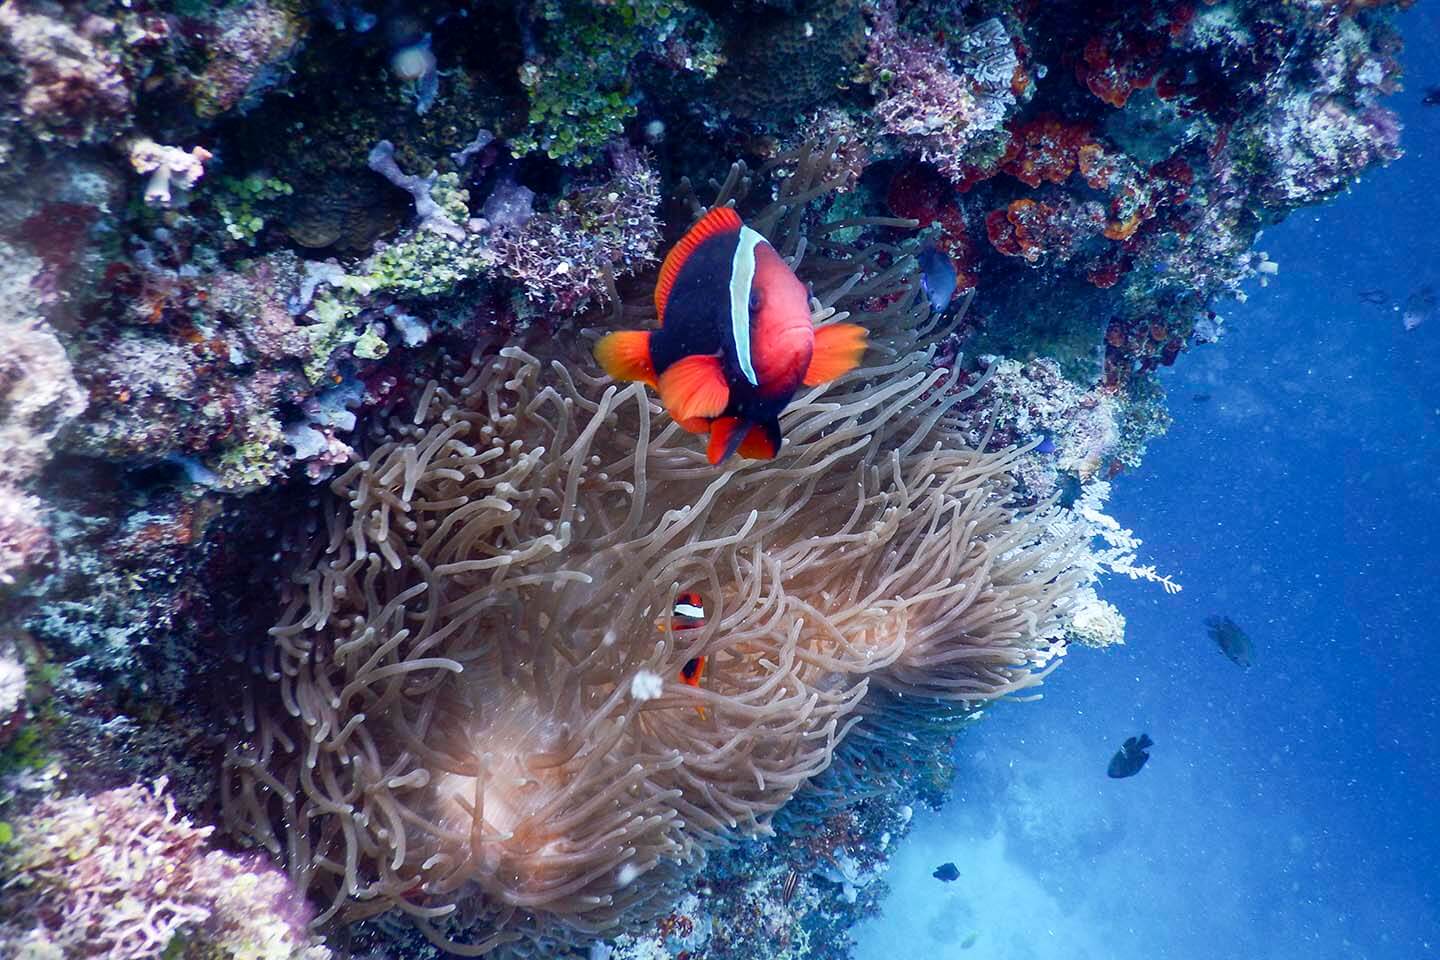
{"left": 654, "top": 591, "right": 709, "bottom": 716}
{"left": 594, "top": 206, "right": 869, "bottom": 464}
{"left": 656, "top": 591, "right": 707, "bottom": 688}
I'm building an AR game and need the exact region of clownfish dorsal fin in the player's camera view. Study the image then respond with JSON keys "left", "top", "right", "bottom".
{"left": 658, "top": 354, "right": 730, "bottom": 424}
{"left": 655, "top": 206, "right": 743, "bottom": 324}
{"left": 803, "top": 323, "right": 869, "bottom": 386}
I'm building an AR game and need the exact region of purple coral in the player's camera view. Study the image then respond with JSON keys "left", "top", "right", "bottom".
{"left": 0, "top": 780, "right": 331, "bottom": 960}
{"left": 489, "top": 144, "right": 662, "bottom": 313}
{"left": 367, "top": 140, "right": 467, "bottom": 241}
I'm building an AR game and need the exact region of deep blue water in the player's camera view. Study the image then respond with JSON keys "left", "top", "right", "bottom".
{"left": 855, "top": 9, "right": 1440, "bottom": 959}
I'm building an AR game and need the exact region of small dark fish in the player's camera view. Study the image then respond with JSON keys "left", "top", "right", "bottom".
{"left": 1402, "top": 284, "right": 1436, "bottom": 332}
{"left": 917, "top": 243, "right": 959, "bottom": 315}
{"left": 1035, "top": 433, "right": 1056, "bottom": 454}
{"left": 1206, "top": 615, "right": 1256, "bottom": 667}
{"left": 1107, "top": 733, "right": 1153, "bottom": 779}
{"left": 932, "top": 862, "right": 960, "bottom": 882}
{"left": 1191, "top": 392, "right": 1212, "bottom": 403}
{"left": 960, "top": 932, "right": 979, "bottom": 950}
{"left": 782, "top": 868, "right": 800, "bottom": 904}
{"left": 1056, "top": 472, "right": 1083, "bottom": 510}
{"left": 1423, "top": 86, "right": 1440, "bottom": 106}
{"left": 1356, "top": 288, "right": 1389, "bottom": 306}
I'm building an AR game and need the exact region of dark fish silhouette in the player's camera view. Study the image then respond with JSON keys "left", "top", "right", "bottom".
{"left": 932, "top": 862, "right": 960, "bottom": 882}
{"left": 1191, "top": 392, "right": 1211, "bottom": 403}
{"left": 1402, "top": 284, "right": 1435, "bottom": 331}
{"left": 1056, "top": 473, "right": 1083, "bottom": 510}
{"left": 1206, "top": 615, "right": 1255, "bottom": 668}
{"left": 1423, "top": 86, "right": 1440, "bottom": 106}
{"left": 1107, "top": 733, "right": 1153, "bottom": 779}
{"left": 1356, "top": 288, "right": 1389, "bottom": 306}
{"left": 917, "top": 243, "right": 959, "bottom": 315}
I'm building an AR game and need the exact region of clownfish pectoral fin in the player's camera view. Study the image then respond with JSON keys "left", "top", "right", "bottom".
{"left": 655, "top": 206, "right": 744, "bottom": 323}
{"left": 595, "top": 331, "right": 658, "bottom": 387}
{"left": 803, "top": 323, "right": 869, "bottom": 386}
{"left": 658, "top": 354, "right": 730, "bottom": 424}
{"left": 738, "top": 418, "right": 782, "bottom": 461}
{"left": 707, "top": 416, "right": 747, "bottom": 465}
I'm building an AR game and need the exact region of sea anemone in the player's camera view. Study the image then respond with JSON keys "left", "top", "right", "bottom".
{"left": 224, "top": 142, "right": 1086, "bottom": 954}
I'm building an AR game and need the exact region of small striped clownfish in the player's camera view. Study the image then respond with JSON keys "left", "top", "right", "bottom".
{"left": 594, "top": 206, "right": 869, "bottom": 464}
{"left": 656, "top": 591, "right": 709, "bottom": 716}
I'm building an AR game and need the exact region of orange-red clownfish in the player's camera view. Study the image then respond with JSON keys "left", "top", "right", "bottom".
{"left": 655, "top": 591, "right": 709, "bottom": 716}
{"left": 654, "top": 590, "right": 707, "bottom": 634}
{"left": 658, "top": 592, "right": 708, "bottom": 689}
{"left": 594, "top": 206, "right": 869, "bottom": 464}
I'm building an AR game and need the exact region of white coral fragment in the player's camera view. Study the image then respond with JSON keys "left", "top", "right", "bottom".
{"left": 629, "top": 670, "right": 665, "bottom": 701}
{"left": 128, "top": 138, "right": 213, "bottom": 206}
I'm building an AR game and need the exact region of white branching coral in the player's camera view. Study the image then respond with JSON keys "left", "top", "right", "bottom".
{"left": 1074, "top": 481, "right": 1183, "bottom": 594}
{"left": 1067, "top": 587, "right": 1128, "bottom": 648}
{"left": 1042, "top": 480, "right": 1182, "bottom": 613}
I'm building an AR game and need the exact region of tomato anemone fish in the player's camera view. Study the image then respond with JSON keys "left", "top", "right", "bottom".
{"left": 594, "top": 206, "right": 869, "bottom": 464}
{"left": 656, "top": 591, "right": 709, "bottom": 716}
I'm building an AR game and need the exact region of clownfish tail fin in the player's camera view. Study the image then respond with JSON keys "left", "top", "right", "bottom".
{"left": 708, "top": 417, "right": 782, "bottom": 464}
{"left": 595, "top": 330, "right": 658, "bottom": 388}
{"left": 707, "top": 416, "right": 747, "bottom": 465}
{"left": 803, "top": 323, "right": 869, "bottom": 386}
{"left": 738, "top": 418, "right": 782, "bottom": 461}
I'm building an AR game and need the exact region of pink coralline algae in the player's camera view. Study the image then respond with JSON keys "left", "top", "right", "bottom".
{"left": 867, "top": 2, "right": 1021, "bottom": 182}
{"left": 0, "top": 2, "right": 132, "bottom": 145}
{"left": 182, "top": 0, "right": 307, "bottom": 119}
{"left": 0, "top": 317, "right": 85, "bottom": 587}
{"left": 0, "top": 780, "right": 332, "bottom": 960}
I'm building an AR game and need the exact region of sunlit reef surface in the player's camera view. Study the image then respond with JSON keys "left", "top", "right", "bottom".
{"left": 0, "top": 1, "right": 1410, "bottom": 958}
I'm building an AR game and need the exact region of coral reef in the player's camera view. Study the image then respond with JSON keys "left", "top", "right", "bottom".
{"left": 223, "top": 162, "right": 1089, "bottom": 951}
{"left": 0, "top": 779, "right": 331, "bottom": 960}
{"left": 0, "top": 0, "right": 1410, "bottom": 956}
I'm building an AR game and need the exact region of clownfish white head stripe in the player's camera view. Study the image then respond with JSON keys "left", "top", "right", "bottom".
{"left": 728, "top": 226, "right": 767, "bottom": 387}
{"left": 673, "top": 600, "right": 705, "bottom": 621}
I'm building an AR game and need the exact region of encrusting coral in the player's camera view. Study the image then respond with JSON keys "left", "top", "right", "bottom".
{"left": 224, "top": 144, "right": 1087, "bottom": 954}
{"left": 0, "top": 779, "right": 330, "bottom": 960}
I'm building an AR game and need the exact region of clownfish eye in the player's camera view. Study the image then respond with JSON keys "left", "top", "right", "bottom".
{"left": 749, "top": 289, "right": 762, "bottom": 311}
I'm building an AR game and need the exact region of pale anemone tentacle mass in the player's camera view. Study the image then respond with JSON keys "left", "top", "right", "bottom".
{"left": 222, "top": 140, "right": 1088, "bottom": 955}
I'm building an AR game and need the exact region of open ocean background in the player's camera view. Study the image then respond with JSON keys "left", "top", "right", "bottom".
{"left": 854, "top": 8, "right": 1440, "bottom": 959}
